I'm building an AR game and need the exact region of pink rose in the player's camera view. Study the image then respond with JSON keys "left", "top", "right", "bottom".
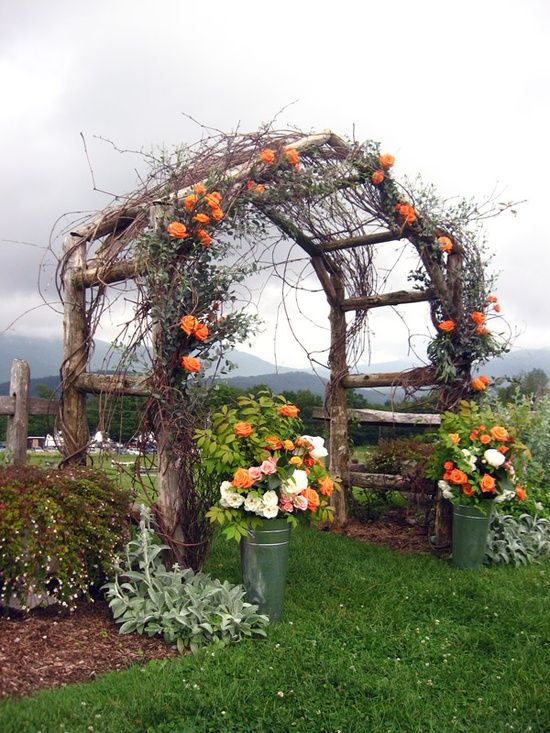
{"left": 279, "top": 496, "right": 294, "bottom": 513}
{"left": 260, "top": 458, "right": 278, "bottom": 475}
{"left": 248, "top": 466, "right": 262, "bottom": 482}
{"left": 293, "top": 495, "right": 308, "bottom": 511}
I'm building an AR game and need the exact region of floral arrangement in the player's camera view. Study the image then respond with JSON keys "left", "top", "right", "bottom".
{"left": 428, "top": 401, "right": 530, "bottom": 513}
{"left": 197, "top": 391, "right": 337, "bottom": 539}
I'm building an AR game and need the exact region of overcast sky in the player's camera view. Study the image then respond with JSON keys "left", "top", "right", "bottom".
{"left": 1, "top": 0, "right": 549, "bottom": 370}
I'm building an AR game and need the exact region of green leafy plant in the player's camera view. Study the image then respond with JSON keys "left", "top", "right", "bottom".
{"left": 197, "top": 390, "right": 337, "bottom": 540}
{"left": 103, "top": 507, "right": 269, "bottom": 652}
{"left": 0, "top": 465, "right": 130, "bottom": 610}
{"left": 485, "top": 512, "right": 550, "bottom": 566}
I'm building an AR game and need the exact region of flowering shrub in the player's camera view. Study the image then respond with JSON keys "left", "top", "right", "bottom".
{"left": 427, "top": 401, "right": 530, "bottom": 513}
{"left": 197, "top": 391, "right": 337, "bottom": 539}
{"left": 0, "top": 466, "right": 130, "bottom": 610}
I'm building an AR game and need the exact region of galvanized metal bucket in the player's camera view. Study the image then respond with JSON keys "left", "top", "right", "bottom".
{"left": 240, "top": 517, "right": 291, "bottom": 622}
{"left": 452, "top": 504, "right": 492, "bottom": 570}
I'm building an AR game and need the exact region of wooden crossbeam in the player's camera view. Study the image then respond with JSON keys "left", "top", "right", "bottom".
{"left": 350, "top": 471, "right": 408, "bottom": 491}
{"left": 74, "top": 373, "right": 151, "bottom": 397}
{"left": 341, "top": 366, "right": 436, "bottom": 390}
{"left": 312, "top": 407, "right": 440, "bottom": 426}
{"left": 341, "top": 289, "right": 432, "bottom": 312}
{"left": 75, "top": 259, "right": 142, "bottom": 288}
{"left": 0, "top": 396, "right": 58, "bottom": 417}
{"left": 321, "top": 230, "right": 402, "bottom": 252}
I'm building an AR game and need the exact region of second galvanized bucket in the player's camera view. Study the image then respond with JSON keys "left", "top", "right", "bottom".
{"left": 452, "top": 504, "right": 492, "bottom": 570}
{"left": 240, "top": 517, "right": 291, "bottom": 622}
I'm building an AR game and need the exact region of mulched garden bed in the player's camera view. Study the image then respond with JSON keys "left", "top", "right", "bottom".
{"left": 0, "top": 599, "right": 177, "bottom": 699}
{"left": 344, "top": 509, "right": 434, "bottom": 554}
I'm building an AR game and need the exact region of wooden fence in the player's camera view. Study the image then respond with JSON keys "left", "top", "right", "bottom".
{"left": 0, "top": 359, "right": 59, "bottom": 464}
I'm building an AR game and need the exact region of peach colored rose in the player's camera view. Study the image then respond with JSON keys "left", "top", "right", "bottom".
{"left": 180, "top": 315, "right": 198, "bottom": 335}
{"left": 248, "top": 466, "right": 262, "bottom": 482}
{"left": 303, "top": 487, "right": 320, "bottom": 511}
{"left": 181, "top": 356, "right": 201, "bottom": 373}
{"left": 279, "top": 404, "right": 300, "bottom": 418}
{"left": 318, "top": 476, "right": 334, "bottom": 497}
{"left": 283, "top": 440, "right": 295, "bottom": 451}
{"left": 194, "top": 213, "right": 210, "bottom": 224}
{"left": 167, "top": 221, "right": 188, "bottom": 239}
{"left": 265, "top": 435, "right": 283, "bottom": 450}
{"left": 211, "top": 207, "right": 224, "bottom": 221}
{"left": 379, "top": 153, "right": 395, "bottom": 168}
{"left": 193, "top": 323, "right": 209, "bottom": 342}
{"left": 449, "top": 433, "right": 460, "bottom": 445}
{"left": 494, "top": 303, "right": 502, "bottom": 313}
{"left": 289, "top": 456, "right": 303, "bottom": 466}
{"left": 438, "top": 320, "right": 456, "bottom": 333}
{"left": 449, "top": 469, "right": 468, "bottom": 485}
{"left": 279, "top": 496, "right": 294, "bottom": 513}
{"left": 294, "top": 494, "right": 308, "bottom": 511}
{"left": 260, "top": 458, "right": 278, "bottom": 475}
{"left": 184, "top": 194, "right": 198, "bottom": 211}
{"left": 490, "top": 426, "right": 508, "bottom": 441}
{"left": 232, "top": 468, "right": 253, "bottom": 490}
{"left": 205, "top": 192, "right": 222, "bottom": 208}
{"left": 234, "top": 422, "right": 253, "bottom": 438}
{"left": 480, "top": 474, "right": 496, "bottom": 493}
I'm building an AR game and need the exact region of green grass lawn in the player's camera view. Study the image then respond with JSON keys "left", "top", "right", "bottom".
{"left": 1, "top": 527, "right": 549, "bottom": 733}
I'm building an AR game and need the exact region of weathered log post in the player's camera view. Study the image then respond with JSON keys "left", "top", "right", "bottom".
{"left": 60, "top": 234, "right": 90, "bottom": 464}
{"left": 6, "top": 358, "right": 30, "bottom": 465}
{"left": 327, "top": 268, "right": 349, "bottom": 528}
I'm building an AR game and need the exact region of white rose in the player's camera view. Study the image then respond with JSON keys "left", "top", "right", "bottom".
{"left": 262, "top": 505, "right": 279, "bottom": 519}
{"left": 302, "top": 435, "right": 328, "bottom": 460}
{"left": 244, "top": 495, "right": 263, "bottom": 513}
{"left": 262, "top": 490, "right": 279, "bottom": 508}
{"left": 220, "top": 480, "right": 233, "bottom": 495}
{"left": 483, "top": 449, "right": 505, "bottom": 468}
{"left": 494, "top": 489, "right": 516, "bottom": 503}
{"left": 461, "top": 449, "right": 477, "bottom": 470}
{"left": 282, "top": 469, "right": 308, "bottom": 495}
{"left": 220, "top": 491, "right": 244, "bottom": 508}
{"left": 438, "top": 480, "right": 454, "bottom": 500}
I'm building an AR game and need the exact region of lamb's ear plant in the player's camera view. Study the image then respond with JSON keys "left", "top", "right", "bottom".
{"left": 103, "top": 507, "right": 269, "bottom": 653}
{"left": 485, "top": 512, "right": 550, "bottom": 567}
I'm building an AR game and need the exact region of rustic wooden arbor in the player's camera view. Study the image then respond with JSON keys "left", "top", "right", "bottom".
{"left": 57, "top": 128, "right": 484, "bottom": 548}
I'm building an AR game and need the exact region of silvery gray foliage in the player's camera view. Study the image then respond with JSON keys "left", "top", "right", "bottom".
{"left": 103, "top": 506, "right": 269, "bottom": 653}
{"left": 485, "top": 512, "right": 550, "bottom": 567}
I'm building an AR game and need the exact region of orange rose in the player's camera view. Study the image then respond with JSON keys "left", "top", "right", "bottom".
{"left": 205, "top": 192, "right": 222, "bottom": 208}
{"left": 443, "top": 461, "right": 454, "bottom": 471}
{"left": 471, "top": 311, "right": 485, "bottom": 325}
{"left": 247, "top": 180, "right": 257, "bottom": 190}
{"left": 194, "top": 323, "right": 209, "bottom": 341}
{"left": 254, "top": 184, "right": 265, "bottom": 194}
{"left": 167, "top": 221, "right": 188, "bottom": 239}
{"left": 449, "top": 433, "right": 460, "bottom": 445}
{"left": 232, "top": 468, "right": 253, "bottom": 490}
{"left": 211, "top": 207, "right": 224, "bottom": 221}
{"left": 479, "top": 375, "right": 490, "bottom": 386}
{"left": 471, "top": 378, "right": 487, "bottom": 392}
{"left": 197, "top": 229, "right": 213, "bottom": 247}
{"left": 379, "top": 153, "right": 395, "bottom": 168}
{"left": 194, "top": 184, "right": 206, "bottom": 195}
{"left": 469, "top": 430, "right": 479, "bottom": 440}
{"left": 371, "top": 169, "right": 385, "bottom": 185}
{"left": 265, "top": 435, "right": 283, "bottom": 450}
{"left": 443, "top": 472, "right": 452, "bottom": 481}
{"left": 449, "top": 469, "right": 468, "bottom": 485}
{"left": 462, "top": 484, "right": 475, "bottom": 496}
{"left": 480, "top": 434, "right": 491, "bottom": 445}
{"left": 438, "top": 236, "right": 453, "bottom": 253}
{"left": 180, "top": 315, "right": 199, "bottom": 335}
{"left": 303, "top": 487, "right": 320, "bottom": 511}
{"left": 285, "top": 148, "right": 300, "bottom": 166}
{"left": 490, "top": 426, "right": 508, "bottom": 442}
{"left": 438, "top": 320, "right": 456, "bottom": 333}
{"left": 480, "top": 474, "right": 496, "bottom": 493}
{"left": 494, "top": 303, "right": 502, "bottom": 313}
{"left": 318, "top": 476, "right": 334, "bottom": 497}
{"left": 476, "top": 326, "right": 489, "bottom": 336}
{"left": 515, "top": 485, "right": 527, "bottom": 501}
{"left": 260, "top": 148, "right": 275, "bottom": 164}
{"left": 395, "top": 203, "right": 417, "bottom": 224}
{"left": 279, "top": 404, "right": 300, "bottom": 418}
{"left": 181, "top": 356, "right": 201, "bottom": 373}
{"left": 498, "top": 445, "right": 509, "bottom": 454}
{"left": 234, "top": 422, "right": 253, "bottom": 438}
{"left": 194, "top": 213, "right": 210, "bottom": 224}
{"left": 184, "top": 194, "right": 198, "bottom": 211}
{"left": 487, "top": 294, "right": 498, "bottom": 303}
{"left": 283, "top": 440, "right": 295, "bottom": 451}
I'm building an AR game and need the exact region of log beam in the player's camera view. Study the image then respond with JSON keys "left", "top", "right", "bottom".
{"left": 5, "top": 359, "right": 30, "bottom": 465}
{"left": 350, "top": 472, "right": 408, "bottom": 491}
{"left": 312, "top": 407, "right": 440, "bottom": 426}
{"left": 321, "top": 230, "right": 402, "bottom": 253}
{"left": 74, "top": 259, "right": 142, "bottom": 288}
{"left": 341, "top": 367, "right": 436, "bottom": 390}
{"left": 74, "top": 372, "right": 151, "bottom": 397}
{"left": 341, "top": 289, "right": 432, "bottom": 312}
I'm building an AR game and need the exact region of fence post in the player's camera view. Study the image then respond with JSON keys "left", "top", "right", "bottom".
{"left": 6, "top": 358, "right": 30, "bottom": 465}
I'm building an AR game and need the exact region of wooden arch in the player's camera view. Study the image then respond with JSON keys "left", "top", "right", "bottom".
{"left": 57, "top": 128, "right": 489, "bottom": 548}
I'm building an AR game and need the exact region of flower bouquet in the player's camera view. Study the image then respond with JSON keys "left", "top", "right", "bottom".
{"left": 428, "top": 401, "right": 529, "bottom": 511}
{"left": 197, "top": 391, "right": 337, "bottom": 540}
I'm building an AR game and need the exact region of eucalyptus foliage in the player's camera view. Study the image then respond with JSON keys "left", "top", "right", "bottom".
{"left": 103, "top": 507, "right": 269, "bottom": 653}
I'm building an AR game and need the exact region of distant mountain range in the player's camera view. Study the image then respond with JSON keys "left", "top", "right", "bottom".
{"left": 1, "top": 333, "right": 549, "bottom": 401}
